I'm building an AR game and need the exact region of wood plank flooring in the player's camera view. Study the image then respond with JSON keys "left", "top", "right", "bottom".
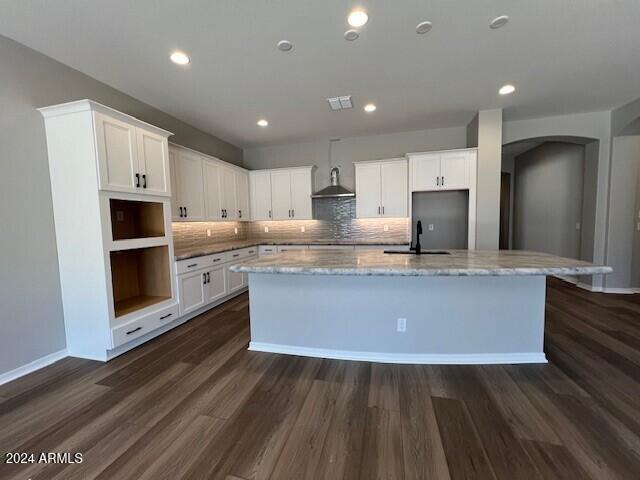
{"left": 1, "top": 278, "right": 640, "bottom": 479}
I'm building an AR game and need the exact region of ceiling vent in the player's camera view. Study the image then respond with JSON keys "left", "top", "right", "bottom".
{"left": 327, "top": 96, "right": 353, "bottom": 111}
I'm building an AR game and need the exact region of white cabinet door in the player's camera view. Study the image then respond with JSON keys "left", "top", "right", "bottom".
{"left": 203, "top": 160, "right": 222, "bottom": 221}
{"left": 381, "top": 161, "right": 408, "bottom": 217}
{"left": 220, "top": 167, "right": 238, "bottom": 220}
{"left": 270, "top": 171, "right": 292, "bottom": 220}
{"left": 226, "top": 263, "right": 245, "bottom": 293}
{"left": 290, "top": 169, "right": 312, "bottom": 219}
{"left": 205, "top": 267, "right": 227, "bottom": 303}
{"left": 175, "top": 150, "right": 205, "bottom": 220}
{"left": 355, "top": 163, "right": 382, "bottom": 218}
{"left": 250, "top": 172, "right": 272, "bottom": 220}
{"left": 94, "top": 111, "right": 138, "bottom": 193}
{"left": 440, "top": 151, "right": 471, "bottom": 190}
{"left": 235, "top": 170, "right": 250, "bottom": 221}
{"left": 178, "top": 270, "right": 206, "bottom": 315}
{"left": 411, "top": 153, "right": 441, "bottom": 191}
{"left": 169, "top": 148, "right": 181, "bottom": 220}
{"left": 136, "top": 128, "right": 170, "bottom": 196}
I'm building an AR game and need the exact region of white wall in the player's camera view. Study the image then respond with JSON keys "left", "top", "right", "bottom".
{"left": 513, "top": 143, "right": 585, "bottom": 260}
{"left": 0, "top": 36, "right": 241, "bottom": 376}
{"left": 244, "top": 126, "right": 468, "bottom": 192}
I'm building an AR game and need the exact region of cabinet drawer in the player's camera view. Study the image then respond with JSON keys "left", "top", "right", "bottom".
{"left": 176, "top": 252, "right": 229, "bottom": 274}
{"left": 112, "top": 303, "right": 179, "bottom": 347}
{"left": 229, "top": 247, "right": 258, "bottom": 261}
{"left": 277, "top": 245, "right": 309, "bottom": 253}
{"left": 259, "top": 245, "right": 277, "bottom": 256}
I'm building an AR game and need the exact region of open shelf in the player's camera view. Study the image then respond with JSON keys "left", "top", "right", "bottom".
{"left": 110, "top": 198, "right": 165, "bottom": 241}
{"left": 110, "top": 246, "right": 171, "bottom": 318}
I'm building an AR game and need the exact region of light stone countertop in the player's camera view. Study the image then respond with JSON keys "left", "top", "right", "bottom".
{"left": 174, "top": 239, "right": 410, "bottom": 261}
{"left": 229, "top": 249, "right": 613, "bottom": 277}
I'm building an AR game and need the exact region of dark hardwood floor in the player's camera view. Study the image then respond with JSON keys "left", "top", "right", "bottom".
{"left": 1, "top": 278, "right": 640, "bottom": 479}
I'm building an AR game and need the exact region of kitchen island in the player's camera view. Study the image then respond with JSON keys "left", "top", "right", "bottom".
{"left": 231, "top": 250, "right": 611, "bottom": 364}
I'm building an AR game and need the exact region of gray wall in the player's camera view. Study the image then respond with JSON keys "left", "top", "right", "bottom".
{"left": 244, "top": 126, "right": 468, "bottom": 192}
{"left": 411, "top": 191, "right": 469, "bottom": 250}
{"left": 0, "top": 36, "right": 241, "bottom": 376}
{"left": 513, "top": 143, "right": 585, "bottom": 260}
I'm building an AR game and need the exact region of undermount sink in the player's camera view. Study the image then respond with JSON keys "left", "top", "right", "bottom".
{"left": 383, "top": 250, "right": 451, "bottom": 255}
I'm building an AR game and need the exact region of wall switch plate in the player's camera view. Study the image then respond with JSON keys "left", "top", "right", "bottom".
{"left": 207, "top": 229, "right": 212, "bottom": 237}
{"left": 301, "top": 226, "right": 305, "bottom": 233}
{"left": 575, "top": 222, "right": 581, "bottom": 230}
{"left": 428, "top": 224, "right": 435, "bottom": 231}
{"left": 383, "top": 224, "right": 389, "bottom": 232}
{"left": 234, "top": 227, "right": 238, "bottom": 235}
{"left": 397, "top": 318, "right": 407, "bottom": 332}
{"left": 264, "top": 226, "right": 269, "bottom": 233}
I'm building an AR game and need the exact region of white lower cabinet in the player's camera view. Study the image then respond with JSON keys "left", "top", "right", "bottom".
{"left": 176, "top": 247, "right": 256, "bottom": 316}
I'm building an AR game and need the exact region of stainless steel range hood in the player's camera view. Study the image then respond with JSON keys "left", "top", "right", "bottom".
{"left": 311, "top": 167, "right": 355, "bottom": 198}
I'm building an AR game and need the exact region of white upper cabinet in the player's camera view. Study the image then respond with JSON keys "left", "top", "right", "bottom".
{"left": 235, "top": 170, "right": 250, "bottom": 221}
{"left": 440, "top": 151, "right": 471, "bottom": 190}
{"left": 173, "top": 149, "right": 205, "bottom": 221}
{"left": 268, "top": 167, "right": 314, "bottom": 220}
{"left": 410, "top": 152, "right": 440, "bottom": 191}
{"left": 203, "top": 160, "right": 222, "bottom": 221}
{"left": 249, "top": 171, "right": 273, "bottom": 220}
{"left": 220, "top": 166, "right": 238, "bottom": 220}
{"left": 380, "top": 161, "right": 408, "bottom": 217}
{"left": 409, "top": 149, "right": 476, "bottom": 192}
{"left": 355, "top": 163, "right": 382, "bottom": 218}
{"left": 355, "top": 159, "right": 408, "bottom": 218}
{"left": 94, "top": 112, "right": 138, "bottom": 193}
{"left": 135, "top": 128, "right": 170, "bottom": 195}
{"left": 94, "top": 111, "right": 170, "bottom": 196}
{"left": 290, "top": 169, "right": 313, "bottom": 219}
{"left": 170, "top": 144, "right": 250, "bottom": 222}
{"left": 270, "top": 170, "right": 293, "bottom": 220}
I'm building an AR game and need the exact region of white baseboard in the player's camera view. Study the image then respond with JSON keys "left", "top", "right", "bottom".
{"left": 0, "top": 349, "right": 68, "bottom": 386}
{"left": 249, "top": 342, "right": 547, "bottom": 365}
{"left": 576, "top": 282, "right": 603, "bottom": 292}
{"left": 602, "top": 287, "right": 639, "bottom": 294}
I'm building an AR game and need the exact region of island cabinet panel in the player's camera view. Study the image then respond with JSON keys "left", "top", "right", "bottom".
{"left": 355, "top": 158, "right": 407, "bottom": 218}
{"left": 249, "top": 171, "right": 273, "bottom": 220}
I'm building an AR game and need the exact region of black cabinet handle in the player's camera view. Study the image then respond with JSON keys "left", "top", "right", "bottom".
{"left": 436, "top": 177, "right": 439, "bottom": 186}
{"left": 159, "top": 313, "right": 172, "bottom": 320}
{"left": 441, "top": 176, "right": 444, "bottom": 186}
{"left": 184, "top": 206, "right": 187, "bottom": 217}
{"left": 382, "top": 206, "right": 385, "bottom": 215}
{"left": 378, "top": 206, "right": 381, "bottom": 215}
{"left": 238, "top": 210, "right": 242, "bottom": 218}
{"left": 207, "top": 272, "right": 211, "bottom": 283}
{"left": 212, "top": 258, "right": 221, "bottom": 263}
{"left": 233, "top": 253, "right": 240, "bottom": 258}
{"left": 142, "top": 174, "right": 147, "bottom": 189}
{"left": 126, "top": 326, "right": 142, "bottom": 335}
{"left": 135, "top": 173, "right": 140, "bottom": 188}
{"left": 268, "top": 210, "right": 272, "bottom": 218}
{"left": 179, "top": 206, "right": 184, "bottom": 218}
{"left": 187, "top": 263, "right": 198, "bottom": 268}
{"left": 292, "top": 209, "right": 294, "bottom": 217}
{"left": 203, "top": 273, "right": 207, "bottom": 285}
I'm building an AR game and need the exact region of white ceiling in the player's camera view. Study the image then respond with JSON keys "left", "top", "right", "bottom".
{"left": 1, "top": 1, "right": 639, "bottom": 148}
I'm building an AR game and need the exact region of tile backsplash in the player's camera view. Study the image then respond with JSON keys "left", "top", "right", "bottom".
{"left": 172, "top": 198, "right": 409, "bottom": 249}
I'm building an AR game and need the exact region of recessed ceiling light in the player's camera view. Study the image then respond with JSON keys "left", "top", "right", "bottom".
{"left": 257, "top": 119, "right": 269, "bottom": 127}
{"left": 499, "top": 84, "right": 516, "bottom": 95}
{"left": 348, "top": 9, "right": 368, "bottom": 27}
{"left": 416, "top": 21, "right": 433, "bottom": 34}
{"left": 344, "top": 29, "right": 360, "bottom": 41}
{"left": 277, "top": 40, "right": 293, "bottom": 52}
{"left": 490, "top": 15, "right": 509, "bottom": 29}
{"left": 364, "top": 103, "right": 377, "bottom": 113}
{"left": 169, "top": 51, "right": 190, "bottom": 65}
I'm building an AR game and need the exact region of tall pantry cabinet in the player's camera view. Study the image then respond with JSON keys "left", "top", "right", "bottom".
{"left": 40, "top": 100, "right": 178, "bottom": 361}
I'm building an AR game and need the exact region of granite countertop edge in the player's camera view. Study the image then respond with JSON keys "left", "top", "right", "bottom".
{"left": 229, "top": 265, "right": 612, "bottom": 277}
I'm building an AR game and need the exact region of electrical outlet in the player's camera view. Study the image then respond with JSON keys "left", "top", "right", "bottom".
{"left": 637, "top": 222, "right": 640, "bottom": 232}
{"left": 116, "top": 211, "right": 124, "bottom": 222}
{"left": 575, "top": 222, "right": 581, "bottom": 230}
{"left": 301, "top": 226, "right": 305, "bottom": 233}
{"left": 207, "top": 229, "right": 212, "bottom": 237}
{"left": 428, "top": 224, "right": 435, "bottom": 231}
{"left": 234, "top": 227, "right": 238, "bottom": 235}
{"left": 397, "top": 318, "right": 407, "bottom": 332}
{"left": 264, "top": 226, "right": 269, "bottom": 233}
{"left": 383, "top": 224, "right": 389, "bottom": 232}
